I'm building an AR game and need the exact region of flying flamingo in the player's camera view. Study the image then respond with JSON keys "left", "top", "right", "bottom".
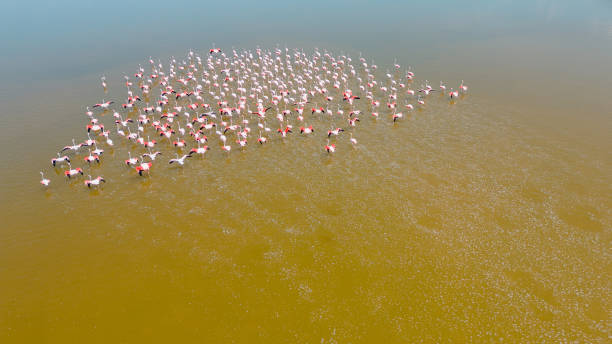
{"left": 169, "top": 153, "right": 191, "bottom": 165}
{"left": 93, "top": 100, "right": 114, "bottom": 109}
{"left": 418, "top": 88, "right": 435, "bottom": 96}
{"left": 348, "top": 117, "right": 360, "bottom": 127}
{"left": 84, "top": 150, "right": 100, "bottom": 164}
{"left": 125, "top": 152, "right": 139, "bottom": 166}
{"left": 327, "top": 127, "right": 344, "bottom": 137}
{"left": 64, "top": 164, "right": 84, "bottom": 179}
{"left": 51, "top": 153, "right": 70, "bottom": 167}
{"left": 92, "top": 143, "right": 104, "bottom": 156}
{"left": 84, "top": 175, "right": 105, "bottom": 188}
{"left": 236, "top": 138, "right": 247, "bottom": 147}
{"left": 300, "top": 125, "right": 314, "bottom": 134}
{"left": 277, "top": 126, "right": 292, "bottom": 137}
{"left": 135, "top": 162, "right": 152, "bottom": 176}
{"left": 61, "top": 139, "right": 83, "bottom": 153}
{"left": 188, "top": 145, "right": 209, "bottom": 156}
{"left": 142, "top": 150, "right": 162, "bottom": 161}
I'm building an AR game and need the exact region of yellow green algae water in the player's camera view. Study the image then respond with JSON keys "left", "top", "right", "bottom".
{"left": 0, "top": 0, "right": 610, "bottom": 342}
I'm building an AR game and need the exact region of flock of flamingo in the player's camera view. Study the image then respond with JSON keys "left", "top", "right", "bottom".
{"left": 39, "top": 46, "right": 467, "bottom": 188}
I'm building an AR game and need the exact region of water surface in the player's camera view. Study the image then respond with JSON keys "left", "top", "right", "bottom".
{"left": 1, "top": 1, "right": 611, "bottom": 342}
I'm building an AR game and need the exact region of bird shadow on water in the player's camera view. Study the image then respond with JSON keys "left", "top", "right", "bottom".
{"left": 321, "top": 154, "right": 334, "bottom": 166}
{"left": 170, "top": 166, "right": 186, "bottom": 177}
{"left": 235, "top": 149, "right": 249, "bottom": 159}
{"left": 65, "top": 177, "right": 83, "bottom": 188}
{"left": 52, "top": 167, "right": 66, "bottom": 176}
{"left": 86, "top": 188, "right": 102, "bottom": 197}
{"left": 137, "top": 175, "right": 154, "bottom": 189}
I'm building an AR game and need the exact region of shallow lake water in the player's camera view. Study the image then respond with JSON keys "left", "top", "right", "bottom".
{"left": 0, "top": 1, "right": 611, "bottom": 342}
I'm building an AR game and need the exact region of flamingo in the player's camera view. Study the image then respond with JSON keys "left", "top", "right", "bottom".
{"left": 51, "top": 153, "right": 70, "bottom": 167}
{"left": 127, "top": 128, "right": 138, "bottom": 140}
{"left": 64, "top": 164, "right": 84, "bottom": 179}
{"left": 300, "top": 125, "right": 314, "bottom": 134}
{"left": 40, "top": 172, "right": 50, "bottom": 186}
{"left": 115, "top": 124, "right": 125, "bottom": 137}
{"left": 277, "top": 126, "right": 292, "bottom": 137}
{"left": 311, "top": 106, "right": 325, "bottom": 114}
{"left": 142, "top": 150, "right": 162, "bottom": 161}
{"left": 324, "top": 139, "right": 336, "bottom": 153}
{"left": 236, "top": 138, "right": 247, "bottom": 147}
{"left": 135, "top": 162, "right": 152, "bottom": 176}
{"left": 349, "top": 133, "right": 357, "bottom": 146}
{"left": 188, "top": 146, "right": 209, "bottom": 156}
{"left": 460, "top": 80, "right": 468, "bottom": 92}
{"left": 61, "top": 139, "right": 83, "bottom": 153}
{"left": 418, "top": 88, "right": 435, "bottom": 96}
{"left": 115, "top": 117, "right": 133, "bottom": 127}
{"left": 144, "top": 136, "right": 157, "bottom": 148}
{"left": 392, "top": 112, "right": 404, "bottom": 122}
{"left": 251, "top": 106, "right": 271, "bottom": 118}
{"left": 169, "top": 153, "right": 191, "bottom": 165}
{"left": 327, "top": 127, "right": 344, "bottom": 137}
{"left": 125, "top": 152, "right": 139, "bottom": 166}
{"left": 84, "top": 150, "right": 100, "bottom": 164}
{"left": 84, "top": 175, "right": 105, "bottom": 188}
{"left": 93, "top": 100, "right": 114, "bottom": 109}
{"left": 92, "top": 143, "right": 104, "bottom": 156}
